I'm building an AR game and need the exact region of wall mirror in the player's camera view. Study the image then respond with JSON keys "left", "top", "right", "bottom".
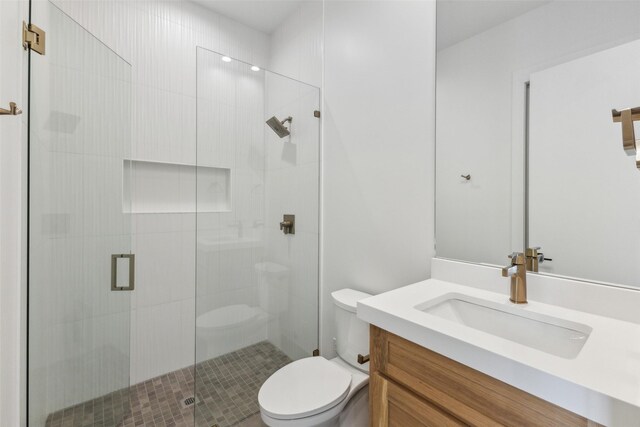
{"left": 435, "top": 0, "right": 640, "bottom": 288}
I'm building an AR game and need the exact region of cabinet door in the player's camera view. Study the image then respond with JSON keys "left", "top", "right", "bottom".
{"left": 370, "top": 373, "right": 465, "bottom": 427}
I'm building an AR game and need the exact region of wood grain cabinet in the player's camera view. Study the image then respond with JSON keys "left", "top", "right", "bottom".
{"left": 369, "top": 326, "right": 602, "bottom": 427}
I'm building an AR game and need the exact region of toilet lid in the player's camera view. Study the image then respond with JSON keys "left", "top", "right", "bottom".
{"left": 258, "top": 357, "right": 352, "bottom": 420}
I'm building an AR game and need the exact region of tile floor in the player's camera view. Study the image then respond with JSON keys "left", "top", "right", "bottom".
{"left": 44, "top": 341, "right": 290, "bottom": 427}
{"left": 193, "top": 342, "right": 290, "bottom": 426}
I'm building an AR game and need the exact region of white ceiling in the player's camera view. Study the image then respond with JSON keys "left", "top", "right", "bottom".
{"left": 193, "top": 0, "right": 550, "bottom": 48}
{"left": 437, "top": 0, "right": 550, "bottom": 51}
{"left": 192, "top": 0, "right": 303, "bottom": 34}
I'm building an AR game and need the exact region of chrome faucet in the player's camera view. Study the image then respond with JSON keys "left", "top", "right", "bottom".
{"left": 501, "top": 252, "right": 527, "bottom": 304}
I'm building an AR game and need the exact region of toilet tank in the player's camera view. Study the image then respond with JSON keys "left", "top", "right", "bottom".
{"left": 331, "top": 288, "right": 372, "bottom": 372}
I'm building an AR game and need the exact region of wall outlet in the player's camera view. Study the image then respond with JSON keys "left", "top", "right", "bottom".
{"left": 332, "top": 337, "right": 337, "bottom": 352}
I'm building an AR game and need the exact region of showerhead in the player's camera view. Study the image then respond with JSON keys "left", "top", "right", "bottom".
{"left": 266, "top": 116, "right": 292, "bottom": 138}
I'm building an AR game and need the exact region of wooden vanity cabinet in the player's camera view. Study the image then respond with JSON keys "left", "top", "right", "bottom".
{"left": 369, "top": 326, "right": 602, "bottom": 427}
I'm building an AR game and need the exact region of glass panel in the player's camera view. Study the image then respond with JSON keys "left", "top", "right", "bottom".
{"left": 28, "top": 2, "right": 132, "bottom": 425}
{"left": 195, "top": 47, "right": 320, "bottom": 427}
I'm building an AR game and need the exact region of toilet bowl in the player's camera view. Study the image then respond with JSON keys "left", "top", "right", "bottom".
{"left": 258, "top": 289, "right": 372, "bottom": 427}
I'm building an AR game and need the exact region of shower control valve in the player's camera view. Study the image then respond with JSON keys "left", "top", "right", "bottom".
{"left": 280, "top": 214, "right": 295, "bottom": 235}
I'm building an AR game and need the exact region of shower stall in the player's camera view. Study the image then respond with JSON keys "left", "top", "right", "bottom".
{"left": 27, "top": 2, "right": 321, "bottom": 426}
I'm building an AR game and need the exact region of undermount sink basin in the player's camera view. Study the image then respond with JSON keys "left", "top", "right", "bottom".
{"left": 416, "top": 293, "right": 592, "bottom": 359}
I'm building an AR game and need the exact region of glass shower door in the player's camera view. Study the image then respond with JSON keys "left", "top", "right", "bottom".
{"left": 28, "top": 2, "right": 132, "bottom": 425}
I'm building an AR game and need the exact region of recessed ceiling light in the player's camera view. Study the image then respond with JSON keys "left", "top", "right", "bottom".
{"left": 221, "top": 56, "right": 232, "bottom": 62}
{"left": 251, "top": 65, "right": 260, "bottom": 72}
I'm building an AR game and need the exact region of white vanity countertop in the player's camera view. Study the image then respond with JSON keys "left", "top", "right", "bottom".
{"left": 357, "top": 260, "right": 640, "bottom": 426}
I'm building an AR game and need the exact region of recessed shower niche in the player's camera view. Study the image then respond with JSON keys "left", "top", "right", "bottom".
{"left": 123, "top": 159, "right": 231, "bottom": 213}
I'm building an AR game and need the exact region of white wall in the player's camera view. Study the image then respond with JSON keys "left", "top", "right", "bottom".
{"left": 436, "top": 1, "right": 640, "bottom": 266}
{"left": 322, "top": 0, "right": 436, "bottom": 356}
{"left": 44, "top": 0, "right": 270, "bottom": 390}
{"left": 268, "top": 1, "right": 323, "bottom": 88}
{"left": 0, "top": 2, "right": 27, "bottom": 425}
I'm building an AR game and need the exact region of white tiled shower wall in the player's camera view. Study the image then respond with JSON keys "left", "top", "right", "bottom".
{"left": 49, "top": 0, "right": 270, "bottom": 388}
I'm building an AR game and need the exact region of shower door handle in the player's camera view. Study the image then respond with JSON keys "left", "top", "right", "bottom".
{"left": 111, "top": 254, "right": 135, "bottom": 291}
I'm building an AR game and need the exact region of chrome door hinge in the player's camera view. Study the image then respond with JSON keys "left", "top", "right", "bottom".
{"left": 23, "top": 21, "right": 46, "bottom": 55}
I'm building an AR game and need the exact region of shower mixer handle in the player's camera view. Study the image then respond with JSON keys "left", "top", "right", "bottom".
{"left": 280, "top": 220, "right": 291, "bottom": 229}
{"left": 279, "top": 214, "right": 295, "bottom": 235}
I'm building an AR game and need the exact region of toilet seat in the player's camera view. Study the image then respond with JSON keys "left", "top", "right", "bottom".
{"left": 258, "top": 357, "right": 352, "bottom": 420}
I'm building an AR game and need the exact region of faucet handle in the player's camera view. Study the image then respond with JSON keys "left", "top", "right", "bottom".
{"left": 526, "top": 247, "right": 552, "bottom": 263}
{"left": 279, "top": 214, "right": 295, "bottom": 235}
{"left": 502, "top": 265, "right": 518, "bottom": 277}
{"left": 507, "top": 252, "right": 526, "bottom": 265}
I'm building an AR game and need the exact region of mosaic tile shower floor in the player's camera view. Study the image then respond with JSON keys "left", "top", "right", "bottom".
{"left": 44, "top": 341, "right": 290, "bottom": 427}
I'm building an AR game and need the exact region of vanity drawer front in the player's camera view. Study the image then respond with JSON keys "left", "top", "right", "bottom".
{"left": 370, "top": 326, "right": 590, "bottom": 427}
{"left": 371, "top": 372, "right": 465, "bottom": 427}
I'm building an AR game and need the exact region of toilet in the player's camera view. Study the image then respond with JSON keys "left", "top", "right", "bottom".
{"left": 258, "top": 288, "right": 372, "bottom": 427}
